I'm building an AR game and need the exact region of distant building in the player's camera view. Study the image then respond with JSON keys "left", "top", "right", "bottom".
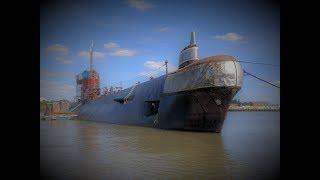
{"left": 58, "top": 100, "right": 70, "bottom": 113}
{"left": 229, "top": 102, "right": 240, "bottom": 107}
{"left": 43, "top": 100, "right": 70, "bottom": 115}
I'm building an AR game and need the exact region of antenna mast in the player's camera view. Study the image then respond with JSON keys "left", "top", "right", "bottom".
{"left": 165, "top": 60, "right": 168, "bottom": 74}
{"left": 89, "top": 41, "right": 94, "bottom": 71}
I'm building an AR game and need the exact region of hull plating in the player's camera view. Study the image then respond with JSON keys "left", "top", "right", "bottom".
{"left": 77, "top": 56, "right": 243, "bottom": 132}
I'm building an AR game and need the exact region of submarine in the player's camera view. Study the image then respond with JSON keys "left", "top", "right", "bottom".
{"left": 76, "top": 32, "right": 243, "bottom": 133}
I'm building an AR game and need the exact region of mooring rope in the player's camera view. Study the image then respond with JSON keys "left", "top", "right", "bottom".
{"left": 237, "top": 60, "right": 280, "bottom": 67}
{"left": 243, "top": 70, "right": 280, "bottom": 88}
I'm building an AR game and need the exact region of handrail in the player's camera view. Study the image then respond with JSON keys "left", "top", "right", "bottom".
{"left": 124, "top": 84, "right": 137, "bottom": 104}
{"left": 70, "top": 102, "right": 82, "bottom": 112}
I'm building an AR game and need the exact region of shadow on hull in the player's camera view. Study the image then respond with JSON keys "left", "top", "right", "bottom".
{"left": 77, "top": 86, "right": 239, "bottom": 133}
{"left": 158, "top": 87, "right": 240, "bottom": 132}
{"left": 77, "top": 55, "right": 243, "bottom": 133}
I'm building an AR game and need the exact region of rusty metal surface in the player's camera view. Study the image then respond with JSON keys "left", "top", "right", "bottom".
{"left": 76, "top": 31, "right": 244, "bottom": 132}
{"left": 164, "top": 55, "right": 243, "bottom": 94}
{"left": 77, "top": 70, "right": 100, "bottom": 102}
{"left": 158, "top": 87, "right": 240, "bottom": 132}
{"left": 77, "top": 55, "right": 243, "bottom": 132}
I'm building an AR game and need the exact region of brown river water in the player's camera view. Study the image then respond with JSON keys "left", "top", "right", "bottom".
{"left": 40, "top": 112, "right": 279, "bottom": 180}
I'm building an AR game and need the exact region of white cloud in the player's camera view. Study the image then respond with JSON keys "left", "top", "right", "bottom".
{"left": 104, "top": 42, "right": 138, "bottom": 57}
{"left": 156, "top": 27, "right": 169, "bottom": 32}
{"left": 104, "top": 42, "right": 119, "bottom": 49}
{"left": 41, "top": 70, "right": 75, "bottom": 78}
{"left": 144, "top": 60, "right": 164, "bottom": 70}
{"left": 45, "top": 44, "right": 69, "bottom": 54}
{"left": 45, "top": 44, "right": 71, "bottom": 64}
{"left": 139, "top": 60, "right": 177, "bottom": 77}
{"left": 212, "top": 33, "right": 244, "bottom": 42}
{"left": 110, "top": 48, "right": 138, "bottom": 57}
{"left": 40, "top": 80, "right": 75, "bottom": 101}
{"left": 55, "top": 57, "right": 72, "bottom": 64}
{"left": 125, "top": 0, "right": 153, "bottom": 11}
{"left": 78, "top": 51, "right": 105, "bottom": 59}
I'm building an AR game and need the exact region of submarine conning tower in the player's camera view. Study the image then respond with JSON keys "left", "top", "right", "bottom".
{"left": 178, "top": 32, "right": 199, "bottom": 68}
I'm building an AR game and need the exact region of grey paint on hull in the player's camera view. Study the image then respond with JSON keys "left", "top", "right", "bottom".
{"left": 77, "top": 56, "right": 243, "bottom": 132}
{"left": 78, "top": 75, "right": 166, "bottom": 127}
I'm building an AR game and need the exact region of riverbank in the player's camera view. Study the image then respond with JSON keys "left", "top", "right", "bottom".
{"left": 40, "top": 113, "right": 78, "bottom": 121}
{"left": 228, "top": 105, "right": 280, "bottom": 111}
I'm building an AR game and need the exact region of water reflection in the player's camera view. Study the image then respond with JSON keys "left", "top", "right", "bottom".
{"left": 222, "top": 112, "right": 280, "bottom": 179}
{"left": 76, "top": 122, "right": 232, "bottom": 179}
{"left": 40, "top": 112, "right": 279, "bottom": 179}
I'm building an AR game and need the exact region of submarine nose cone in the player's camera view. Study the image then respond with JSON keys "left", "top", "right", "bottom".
{"left": 190, "top": 32, "right": 196, "bottom": 46}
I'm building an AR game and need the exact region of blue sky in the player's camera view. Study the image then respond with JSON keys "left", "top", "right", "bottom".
{"left": 40, "top": 0, "right": 279, "bottom": 104}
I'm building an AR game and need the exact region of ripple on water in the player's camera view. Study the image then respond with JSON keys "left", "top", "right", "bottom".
{"left": 41, "top": 112, "right": 279, "bottom": 179}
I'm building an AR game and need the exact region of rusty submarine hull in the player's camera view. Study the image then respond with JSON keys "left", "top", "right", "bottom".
{"left": 76, "top": 32, "right": 243, "bottom": 133}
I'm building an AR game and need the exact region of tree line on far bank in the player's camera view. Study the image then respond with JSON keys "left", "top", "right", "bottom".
{"left": 231, "top": 99, "right": 278, "bottom": 106}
